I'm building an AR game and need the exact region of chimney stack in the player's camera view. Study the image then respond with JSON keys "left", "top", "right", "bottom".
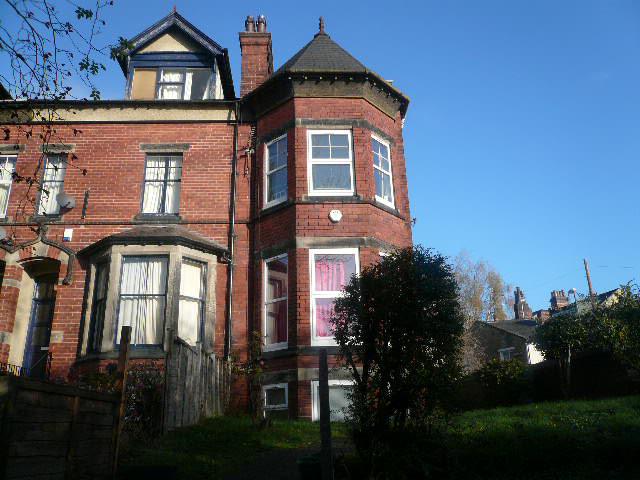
{"left": 239, "top": 14, "right": 273, "bottom": 96}
{"left": 550, "top": 290, "right": 569, "bottom": 311}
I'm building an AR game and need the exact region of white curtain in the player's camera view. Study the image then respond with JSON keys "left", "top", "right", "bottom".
{"left": 40, "top": 156, "right": 66, "bottom": 215}
{"left": 158, "top": 70, "right": 184, "bottom": 99}
{"left": 117, "top": 257, "right": 168, "bottom": 345}
{"left": 164, "top": 157, "right": 181, "bottom": 214}
{"left": 142, "top": 158, "right": 164, "bottom": 213}
{"left": 178, "top": 261, "right": 204, "bottom": 345}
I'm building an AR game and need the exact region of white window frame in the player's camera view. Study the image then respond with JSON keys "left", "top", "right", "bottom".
{"left": 371, "top": 134, "right": 395, "bottom": 208}
{"left": 263, "top": 383, "right": 288, "bottom": 412}
{"left": 307, "top": 129, "right": 355, "bottom": 197}
{"left": 498, "top": 347, "right": 515, "bottom": 361}
{"left": 263, "top": 253, "right": 288, "bottom": 352}
{"left": 310, "top": 248, "right": 360, "bottom": 346}
{"left": 156, "top": 68, "right": 213, "bottom": 100}
{"left": 263, "top": 134, "right": 288, "bottom": 209}
{"left": 0, "top": 155, "right": 16, "bottom": 218}
{"left": 311, "top": 379, "right": 353, "bottom": 421}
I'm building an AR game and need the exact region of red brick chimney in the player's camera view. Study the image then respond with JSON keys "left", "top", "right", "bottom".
{"left": 239, "top": 15, "right": 273, "bottom": 96}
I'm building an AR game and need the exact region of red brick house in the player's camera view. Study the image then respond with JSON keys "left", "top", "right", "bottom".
{"left": 0, "top": 11, "right": 412, "bottom": 419}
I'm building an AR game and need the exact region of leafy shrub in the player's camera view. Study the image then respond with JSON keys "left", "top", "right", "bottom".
{"left": 80, "top": 362, "right": 164, "bottom": 439}
{"left": 478, "top": 359, "right": 527, "bottom": 406}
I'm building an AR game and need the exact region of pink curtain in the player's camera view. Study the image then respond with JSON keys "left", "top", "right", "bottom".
{"left": 315, "top": 256, "right": 349, "bottom": 291}
{"left": 315, "top": 298, "right": 335, "bottom": 337}
{"left": 275, "top": 300, "right": 287, "bottom": 343}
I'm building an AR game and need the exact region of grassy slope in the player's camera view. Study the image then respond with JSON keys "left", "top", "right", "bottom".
{"left": 447, "top": 395, "right": 640, "bottom": 480}
{"left": 119, "top": 416, "right": 345, "bottom": 479}
{"left": 120, "top": 396, "right": 640, "bottom": 479}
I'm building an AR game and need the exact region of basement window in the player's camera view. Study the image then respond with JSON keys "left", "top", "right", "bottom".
{"left": 156, "top": 68, "right": 212, "bottom": 100}
{"left": 311, "top": 380, "right": 353, "bottom": 422}
{"left": 263, "top": 383, "right": 288, "bottom": 411}
{"left": 307, "top": 130, "right": 354, "bottom": 196}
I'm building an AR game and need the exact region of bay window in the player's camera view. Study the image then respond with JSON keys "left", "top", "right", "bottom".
{"left": 307, "top": 130, "right": 354, "bottom": 196}
{"left": 157, "top": 68, "right": 212, "bottom": 100}
{"left": 265, "top": 134, "right": 288, "bottom": 207}
{"left": 178, "top": 259, "right": 206, "bottom": 346}
{"left": 116, "top": 256, "right": 168, "bottom": 346}
{"left": 372, "top": 135, "right": 394, "bottom": 207}
{"left": 310, "top": 248, "right": 359, "bottom": 345}
{"left": 0, "top": 155, "right": 16, "bottom": 218}
{"left": 39, "top": 154, "right": 66, "bottom": 215}
{"left": 142, "top": 154, "right": 182, "bottom": 215}
{"left": 264, "top": 254, "right": 288, "bottom": 350}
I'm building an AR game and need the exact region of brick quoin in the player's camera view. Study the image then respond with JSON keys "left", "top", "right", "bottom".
{"left": 0, "top": 12, "right": 412, "bottom": 419}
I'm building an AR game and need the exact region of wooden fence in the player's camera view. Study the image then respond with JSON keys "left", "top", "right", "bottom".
{"left": 163, "top": 337, "right": 230, "bottom": 430}
{"left": 0, "top": 375, "right": 119, "bottom": 480}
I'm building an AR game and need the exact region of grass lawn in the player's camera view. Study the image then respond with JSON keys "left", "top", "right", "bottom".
{"left": 446, "top": 395, "right": 640, "bottom": 480}
{"left": 119, "top": 395, "right": 640, "bottom": 479}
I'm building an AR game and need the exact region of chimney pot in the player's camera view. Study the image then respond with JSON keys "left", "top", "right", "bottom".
{"left": 245, "top": 15, "right": 256, "bottom": 32}
{"left": 256, "top": 15, "right": 267, "bottom": 32}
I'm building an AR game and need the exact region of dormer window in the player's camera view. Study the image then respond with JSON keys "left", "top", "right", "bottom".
{"left": 157, "top": 68, "right": 212, "bottom": 100}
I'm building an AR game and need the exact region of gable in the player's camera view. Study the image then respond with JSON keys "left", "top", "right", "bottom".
{"left": 139, "top": 31, "right": 204, "bottom": 54}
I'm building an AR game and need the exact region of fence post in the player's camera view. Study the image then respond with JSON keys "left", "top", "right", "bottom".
{"left": 319, "top": 348, "right": 333, "bottom": 480}
{"left": 112, "top": 326, "right": 131, "bottom": 479}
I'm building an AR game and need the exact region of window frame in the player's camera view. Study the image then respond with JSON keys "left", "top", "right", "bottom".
{"left": 498, "top": 347, "right": 515, "bottom": 361}
{"left": 0, "top": 155, "right": 16, "bottom": 218}
{"left": 141, "top": 153, "right": 183, "bottom": 215}
{"left": 263, "top": 253, "right": 288, "bottom": 352}
{"left": 371, "top": 134, "right": 395, "bottom": 208}
{"left": 307, "top": 129, "right": 355, "bottom": 197}
{"left": 114, "top": 255, "right": 169, "bottom": 348}
{"left": 88, "top": 261, "right": 110, "bottom": 353}
{"left": 178, "top": 257, "right": 207, "bottom": 346}
{"left": 311, "top": 379, "right": 353, "bottom": 421}
{"left": 309, "top": 248, "right": 360, "bottom": 346}
{"left": 156, "top": 68, "right": 213, "bottom": 100}
{"left": 263, "top": 382, "right": 289, "bottom": 412}
{"left": 263, "top": 134, "right": 288, "bottom": 209}
{"left": 38, "top": 154, "right": 67, "bottom": 216}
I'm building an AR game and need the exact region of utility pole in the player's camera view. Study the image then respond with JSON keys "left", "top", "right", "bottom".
{"left": 583, "top": 258, "right": 596, "bottom": 311}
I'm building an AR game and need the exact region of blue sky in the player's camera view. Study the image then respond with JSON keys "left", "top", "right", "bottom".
{"left": 2, "top": 1, "right": 639, "bottom": 312}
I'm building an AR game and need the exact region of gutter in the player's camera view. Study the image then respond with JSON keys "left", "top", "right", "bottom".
{"left": 224, "top": 100, "right": 240, "bottom": 360}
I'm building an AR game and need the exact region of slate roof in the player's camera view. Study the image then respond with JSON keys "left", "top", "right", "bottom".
{"left": 275, "top": 32, "right": 368, "bottom": 75}
{"left": 484, "top": 319, "right": 539, "bottom": 341}
{"left": 79, "top": 225, "right": 228, "bottom": 257}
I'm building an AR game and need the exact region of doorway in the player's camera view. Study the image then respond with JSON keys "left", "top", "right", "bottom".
{"left": 23, "top": 273, "right": 57, "bottom": 378}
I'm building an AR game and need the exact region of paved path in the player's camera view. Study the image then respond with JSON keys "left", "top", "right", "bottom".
{"left": 223, "top": 447, "right": 316, "bottom": 480}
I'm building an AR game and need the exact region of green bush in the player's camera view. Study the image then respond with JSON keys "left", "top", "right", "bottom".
{"left": 478, "top": 359, "right": 528, "bottom": 406}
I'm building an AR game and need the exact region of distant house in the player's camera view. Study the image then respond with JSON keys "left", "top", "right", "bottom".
{"left": 551, "top": 288, "right": 622, "bottom": 318}
{"left": 469, "top": 319, "right": 544, "bottom": 367}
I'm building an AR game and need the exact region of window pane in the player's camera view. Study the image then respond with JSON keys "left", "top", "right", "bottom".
{"left": 189, "top": 70, "right": 211, "bottom": 100}
{"left": 44, "top": 156, "right": 66, "bottom": 182}
{"left": 314, "top": 254, "right": 356, "bottom": 292}
{"left": 267, "top": 168, "right": 287, "bottom": 203}
{"left": 0, "top": 156, "right": 16, "bottom": 182}
{"left": 330, "top": 146, "right": 349, "bottom": 159}
{"left": 164, "top": 181, "right": 181, "bottom": 214}
{"left": 159, "top": 84, "right": 183, "bottom": 99}
{"left": 118, "top": 296, "right": 165, "bottom": 344}
{"left": 178, "top": 299, "right": 200, "bottom": 345}
{"left": 167, "top": 158, "right": 182, "bottom": 180}
{"left": 40, "top": 179, "right": 63, "bottom": 215}
{"left": 0, "top": 185, "right": 9, "bottom": 217}
{"left": 311, "top": 146, "right": 331, "bottom": 159}
{"left": 265, "top": 300, "right": 287, "bottom": 345}
{"left": 328, "top": 385, "right": 351, "bottom": 421}
{"left": 315, "top": 298, "right": 335, "bottom": 338}
{"left": 265, "top": 387, "right": 286, "bottom": 407}
{"left": 267, "top": 257, "right": 288, "bottom": 299}
{"left": 120, "top": 257, "right": 168, "bottom": 295}
{"left": 311, "top": 164, "right": 351, "bottom": 190}
{"left": 142, "top": 182, "right": 163, "bottom": 213}
{"left": 311, "top": 134, "right": 329, "bottom": 146}
{"left": 330, "top": 134, "right": 349, "bottom": 147}
{"left": 375, "top": 169, "right": 392, "bottom": 203}
{"left": 145, "top": 158, "right": 166, "bottom": 180}
{"left": 180, "top": 261, "right": 204, "bottom": 299}
{"left": 268, "top": 137, "right": 287, "bottom": 171}
{"left": 161, "top": 70, "right": 184, "bottom": 82}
